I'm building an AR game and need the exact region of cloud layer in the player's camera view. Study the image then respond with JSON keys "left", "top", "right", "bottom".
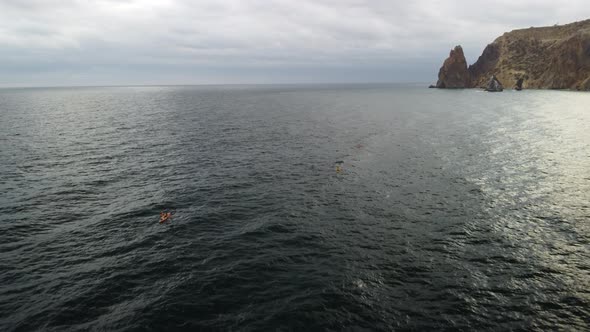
{"left": 1, "top": 0, "right": 589, "bottom": 86}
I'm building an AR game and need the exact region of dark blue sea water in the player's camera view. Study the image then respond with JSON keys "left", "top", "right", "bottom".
{"left": 1, "top": 84, "right": 589, "bottom": 331}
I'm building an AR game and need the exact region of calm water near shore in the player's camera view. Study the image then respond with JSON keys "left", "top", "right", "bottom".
{"left": 0, "top": 84, "right": 589, "bottom": 330}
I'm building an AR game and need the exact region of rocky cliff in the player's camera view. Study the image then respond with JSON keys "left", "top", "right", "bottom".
{"left": 435, "top": 19, "right": 590, "bottom": 90}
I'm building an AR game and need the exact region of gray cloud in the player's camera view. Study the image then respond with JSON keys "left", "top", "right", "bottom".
{"left": 0, "top": 0, "right": 589, "bottom": 86}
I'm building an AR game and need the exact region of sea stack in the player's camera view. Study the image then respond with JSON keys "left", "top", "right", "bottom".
{"left": 485, "top": 75, "right": 504, "bottom": 92}
{"left": 435, "top": 46, "right": 470, "bottom": 88}
{"left": 515, "top": 78, "right": 524, "bottom": 90}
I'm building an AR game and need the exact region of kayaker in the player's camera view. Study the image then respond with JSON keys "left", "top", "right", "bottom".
{"left": 159, "top": 211, "right": 171, "bottom": 223}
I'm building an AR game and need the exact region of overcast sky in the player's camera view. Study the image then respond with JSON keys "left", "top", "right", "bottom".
{"left": 1, "top": 0, "right": 589, "bottom": 87}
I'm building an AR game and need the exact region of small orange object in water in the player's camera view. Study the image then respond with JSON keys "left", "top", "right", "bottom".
{"left": 159, "top": 212, "right": 172, "bottom": 223}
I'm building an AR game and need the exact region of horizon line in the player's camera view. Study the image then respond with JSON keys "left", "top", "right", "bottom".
{"left": 0, "top": 82, "right": 432, "bottom": 90}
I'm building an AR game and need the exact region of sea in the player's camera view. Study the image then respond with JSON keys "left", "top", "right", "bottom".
{"left": 0, "top": 84, "right": 589, "bottom": 331}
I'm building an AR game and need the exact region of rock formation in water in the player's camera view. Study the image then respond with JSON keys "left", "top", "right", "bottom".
{"left": 515, "top": 78, "right": 524, "bottom": 91}
{"left": 435, "top": 46, "right": 470, "bottom": 88}
{"left": 434, "top": 19, "right": 590, "bottom": 90}
{"left": 485, "top": 75, "right": 504, "bottom": 92}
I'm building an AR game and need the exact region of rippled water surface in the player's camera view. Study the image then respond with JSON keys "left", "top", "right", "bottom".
{"left": 1, "top": 85, "right": 589, "bottom": 331}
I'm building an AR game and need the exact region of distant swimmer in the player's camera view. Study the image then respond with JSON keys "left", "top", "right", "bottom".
{"left": 335, "top": 161, "right": 344, "bottom": 174}
{"left": 159, "top": 211, "right": 172, "bottom": 224}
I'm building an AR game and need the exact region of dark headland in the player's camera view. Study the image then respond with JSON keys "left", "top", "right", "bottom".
{"left": 432, "top": 19, "right": 590, "bottom": 91}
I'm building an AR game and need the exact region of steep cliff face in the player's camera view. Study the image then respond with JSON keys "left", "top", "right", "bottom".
{"left": 436, "top": 19, "right": 590, "bottom": 90}
{"left": 435, "top": 46, "right": 470, "bottom": 88}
